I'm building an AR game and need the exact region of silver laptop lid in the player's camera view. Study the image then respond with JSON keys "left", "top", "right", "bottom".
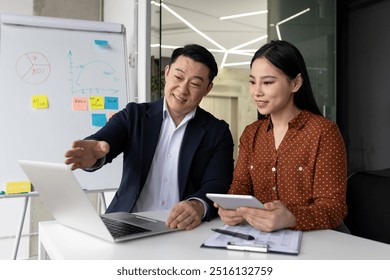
{"left": 18, "top": 160, "right": 114, "bottom": 242}
{"left": 18, "top": 160, "right": 180, "bottom": 243}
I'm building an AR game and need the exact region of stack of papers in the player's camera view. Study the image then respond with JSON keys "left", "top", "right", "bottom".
{"left": 202, "top": 224, "right": 303, "bottom": 255}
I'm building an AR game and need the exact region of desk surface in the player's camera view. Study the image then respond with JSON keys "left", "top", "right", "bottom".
{"left": 39, "top": 211, "right": 390, "bottom": 260}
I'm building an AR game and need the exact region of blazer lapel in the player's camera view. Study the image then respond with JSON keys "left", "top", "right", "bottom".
{"left": 140, "top": 100, "right": 163, "bottom": 186}
{"left": 178, "top": 109, "right": 206, "bottom": 197}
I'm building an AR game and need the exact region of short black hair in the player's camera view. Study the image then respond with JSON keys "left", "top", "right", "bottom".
{"left": 169, "top": 44, "right": 218, "bottom": 84}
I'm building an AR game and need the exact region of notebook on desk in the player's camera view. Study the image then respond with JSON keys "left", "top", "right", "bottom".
{"left": 18, "top": 159, "right": 179, "bottom": 243}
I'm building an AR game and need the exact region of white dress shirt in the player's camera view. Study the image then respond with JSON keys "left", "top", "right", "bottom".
{"left": 133, "top": 99, "right": 195, "bottom": 212}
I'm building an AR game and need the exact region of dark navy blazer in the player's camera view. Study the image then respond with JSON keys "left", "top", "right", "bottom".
{"left": 87, "top": 98, "right": 234, "bottom": 220}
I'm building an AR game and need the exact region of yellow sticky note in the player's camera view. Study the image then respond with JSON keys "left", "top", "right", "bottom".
{"left": 89, "top": 96, "right": 105, "bottom": 110}
{"left": 6, "top": 181, "right": 31, "bottom": 194}
{"left": 72, "top": 97, "right": 88, "bottom": 111}
{"left": 32, "top": 95, "right": 49, "bottom": 109}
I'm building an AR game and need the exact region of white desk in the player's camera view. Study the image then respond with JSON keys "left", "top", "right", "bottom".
{"left": 38, "top": 210, "right": 390, "bottom": 260}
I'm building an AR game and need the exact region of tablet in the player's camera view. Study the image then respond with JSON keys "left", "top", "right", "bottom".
{"left": 206, "top": 193, "right": 264, "bottom": 209}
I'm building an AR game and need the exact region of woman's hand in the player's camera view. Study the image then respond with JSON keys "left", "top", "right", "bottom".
{"left": 237, "top": 200, "right": 296, "bottom": 232}
{"left": 215, "top": 203, "right": 246, "bottom": 226}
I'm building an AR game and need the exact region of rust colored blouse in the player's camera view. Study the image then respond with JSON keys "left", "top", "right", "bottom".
{"left": 229, "top": 110, "right": 347, "bottom": 231}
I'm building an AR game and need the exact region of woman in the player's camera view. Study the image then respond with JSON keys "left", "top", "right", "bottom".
{"left": 217, "top": 40, "right": 348, "bottom": 232}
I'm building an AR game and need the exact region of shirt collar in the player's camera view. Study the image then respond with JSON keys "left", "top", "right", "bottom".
{"left": 265, "top": 110, "right": 309, "bottom": 131}
{"left": 162, "top": 97, "right": 197, "bottom": 123}
{"left": 163, "top": 98, "right": 169, "bottom": 119}
{"left": 289, "top": 110, "right": 309, "bottom": 130}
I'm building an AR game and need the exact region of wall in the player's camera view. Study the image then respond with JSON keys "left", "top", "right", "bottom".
{"left": 346, "top": 0, "right": 390, "bottom": 170}
{"left": 33, "top": 0, "right": 101, "bottom": 20}
{"left": 0, "top": 0, "right": 33, "bottom": 14}
{"left": 104, "top": 0, "right": 137, "bottom": 102}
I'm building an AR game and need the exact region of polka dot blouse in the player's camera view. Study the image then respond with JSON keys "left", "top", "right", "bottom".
{"left": 229, "top": 110, "right": 347, "bottom": 231}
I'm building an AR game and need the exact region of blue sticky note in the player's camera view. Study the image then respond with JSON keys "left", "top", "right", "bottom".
{"left": 105, "top": 96, "right": 119, "bottom": 110}
{"left": 92, "top": 114, "right": 107, "bottom": 127}
{"left": 94, "top": 40, "right": 109, "bottom": 47}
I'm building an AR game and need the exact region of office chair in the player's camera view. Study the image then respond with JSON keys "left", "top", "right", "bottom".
{"left": 344, "top": 169, "right": 390, "bottom": 244}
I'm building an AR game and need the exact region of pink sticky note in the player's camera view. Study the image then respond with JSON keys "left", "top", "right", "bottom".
{"left": 108, "top": 111, "right": 117, "bottom": 119}
{"left": 72, "top": 97, "right": 88, "bottom": 111}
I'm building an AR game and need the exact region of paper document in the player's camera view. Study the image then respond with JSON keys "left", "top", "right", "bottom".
{"left": 202, "top": 224, "right": 302, "bottom": 255}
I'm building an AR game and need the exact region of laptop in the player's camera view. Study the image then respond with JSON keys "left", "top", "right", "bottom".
{"left": 18, "top": 159, "right": 180, "bottom": 243}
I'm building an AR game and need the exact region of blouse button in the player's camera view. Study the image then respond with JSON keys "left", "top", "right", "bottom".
{"left": 250, "top": 165, "right": 254, "bottom": 170}
{"left": 272, "top": 186, "right": 277, "bottom": 192}
{"left": 271, "top": 167, "right": 276, "bottom": 172}
{"left": 298, "top": 166, "right": 303, "bottom": 171}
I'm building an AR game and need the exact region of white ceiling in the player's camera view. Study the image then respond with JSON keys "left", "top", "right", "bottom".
{"left": 151, "top": 0, "right": 268, "bottom": 68}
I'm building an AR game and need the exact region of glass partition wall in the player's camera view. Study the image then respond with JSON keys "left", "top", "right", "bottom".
{"left": 150, "top": 0, "right": 337, "bottom": 158}
{"left": 268, "top": 0, "right": 337, "bottom": 121}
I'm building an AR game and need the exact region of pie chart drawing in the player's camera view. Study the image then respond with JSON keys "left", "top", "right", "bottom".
{"left": 16, "top": 52, "right": 51, "bottom": 84}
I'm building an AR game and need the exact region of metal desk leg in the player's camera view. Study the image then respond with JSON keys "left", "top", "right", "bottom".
{"left": 12, "top": 196, "right": 29, "bottom": 260}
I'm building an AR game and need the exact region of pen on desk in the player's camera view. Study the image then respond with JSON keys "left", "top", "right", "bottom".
{"left": 211, "top": 228, "right": 255, "bottom": 240}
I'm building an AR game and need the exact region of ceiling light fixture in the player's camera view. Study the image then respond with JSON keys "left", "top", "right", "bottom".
{"left": 230, "top": 35, "right": 268, "bottom": 51}
{"left": 219, "top": 10, "right": 268, "bottom": 20}
{"left": 220, "top": 52, "right": 229, "bottom": 68}
{"left": 222, "top": 61, "right": 251, "bottom": 67}
{"left": 150, "top": 44, "right": 181, "bottom": 50}
{"left": 150, "top": 1, "right": 160, "bottom": 7}
{"left": 161, "top": 3, "right": 226, "bottom": 51}
{"left": 151, "top": 1, "right": 267, "bottom": 68}
{"left": 220, "top": 35, "right": 268, "bottom": 68}
{"left": 275, "top": 8, "right": 310, "bottom": 40}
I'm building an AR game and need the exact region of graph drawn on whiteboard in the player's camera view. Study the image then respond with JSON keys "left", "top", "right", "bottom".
{"left": 67, "top": 50, "right": 121, "bottom": 96}
{"left": 66, "top": 50, "right": 122, "bottom": 127}
{"left": 15, "top": 52, "right": 51, "bottom": 84}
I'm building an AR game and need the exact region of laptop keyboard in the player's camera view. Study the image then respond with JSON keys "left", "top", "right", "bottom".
{"left": 101, "top": 216, "right": 151, "bottom": 238}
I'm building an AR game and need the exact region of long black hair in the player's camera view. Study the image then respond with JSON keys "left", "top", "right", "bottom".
{"left": 251, "top": 40, "right": 322, "bottom": 116}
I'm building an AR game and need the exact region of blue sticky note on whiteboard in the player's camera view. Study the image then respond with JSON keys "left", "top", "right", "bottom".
{"left": 105, "top": 96, "right": 119, "bottom": 110}
{"left": 94, "top": 39, "right": 109, "bottom": 47}
{"left": 92, "top": 114, "right": 107, "bottom": 127}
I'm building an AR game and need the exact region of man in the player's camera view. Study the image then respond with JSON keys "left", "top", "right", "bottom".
{"left": 64, "top": 44, "right": 234, "bottom": 230}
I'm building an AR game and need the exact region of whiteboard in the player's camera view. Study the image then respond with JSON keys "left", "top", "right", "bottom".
{"left": 0, "top": 14, "right": 129, "bottom": 190}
